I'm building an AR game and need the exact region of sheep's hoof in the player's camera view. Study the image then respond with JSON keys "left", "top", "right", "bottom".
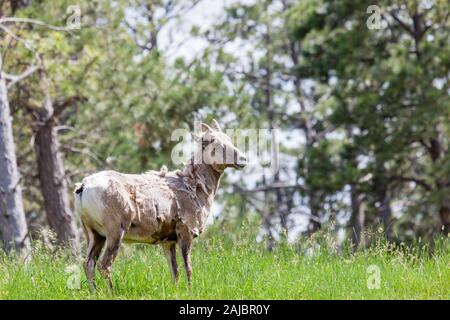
{"left": 88, "top": 283, "right": 97, "bottom": 293}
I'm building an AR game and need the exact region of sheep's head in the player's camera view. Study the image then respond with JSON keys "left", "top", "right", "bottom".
{"left": 194, "top": 119, "right": 247, "bottom": 172}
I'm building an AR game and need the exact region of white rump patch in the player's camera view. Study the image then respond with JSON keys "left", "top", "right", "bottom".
{"left": 78, "top": 171, "right": 114, "bottom": 235}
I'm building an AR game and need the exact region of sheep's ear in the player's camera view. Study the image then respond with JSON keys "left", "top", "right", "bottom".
{"left": 201, "top": 122, "right": 213, "bottom": 132}
{"left": 211, "top": 119, "right": 222, "bottom": 132}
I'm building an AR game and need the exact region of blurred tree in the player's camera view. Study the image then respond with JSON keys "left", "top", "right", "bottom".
{"left": 1, "top": 0, "right": 91, "bottom": 249}
{"left": 4, "top": 0, "right": 230, "bottom": 250}
{"left": 289, "top": 0, "right": 450, "bottom": 240}
{"left": 195, "top": 0, "right": 341, "bottom": 247}
{"left": 2, "top": 0, "right": 448, "bottom": 255}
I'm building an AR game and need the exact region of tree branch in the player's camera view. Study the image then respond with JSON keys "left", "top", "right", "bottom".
{"left": 390, "top": 10, "right": 415, "bottom": 37}
{"left": 0, "top": 17, "right": 73, "bottom": 32}
{"left": 233, "top": 182, "right": 305, "bottom": 194}
{"left": 4, "top": 64, "right": 39, "bottom": 89}
{"left": 53, "top": 96, "right": 86, "bottom": 119}
{"left": 389, "top": 175, "right": 432, "bottom": 191}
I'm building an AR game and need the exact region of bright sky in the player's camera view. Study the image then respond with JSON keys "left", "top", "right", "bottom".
{"left": 158, "top": 0, "right": 225, "bottom": 63}
{"left": 159, "top": 0, "right": 259, "bottom": 63}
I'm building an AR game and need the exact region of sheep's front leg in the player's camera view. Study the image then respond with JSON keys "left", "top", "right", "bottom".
{"left": 98, "top": 226, "right": 125, "bottom": 291}
{"left": 179, "top": 238, "right": 193, "bottom": 285}
{"left": 162, "top": 242, "right": 179, "bottom": 282}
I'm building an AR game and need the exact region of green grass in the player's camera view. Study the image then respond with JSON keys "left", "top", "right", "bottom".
{"left": 0, "top": 230, "right": 448, "bottom": 299}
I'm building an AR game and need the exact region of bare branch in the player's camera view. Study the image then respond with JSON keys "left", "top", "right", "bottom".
{"left": 60, "top": 145, "right": 103, "bottom": 166}
{"left": 53, "top": 96, "right": 86, "bottom": 118}
{"left": 233, "top": 183, "right": 305, "bottom": 193}
{"left": 0, "top": 23, "right": 36, "bottom": 53}
{"left": 390, "top": 10, "right": 415, "bottom": 36}
{"left": 4, "top": 64, "right": 39, "bottom": 89}
{"left": 0, "top": 17, "right": 73, "bottom": 33}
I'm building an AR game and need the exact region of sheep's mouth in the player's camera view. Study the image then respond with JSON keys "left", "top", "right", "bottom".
{"left": 233, "top": 163, "right": 246, "bottom": 169}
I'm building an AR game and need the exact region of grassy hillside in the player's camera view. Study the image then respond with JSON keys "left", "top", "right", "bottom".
{"left": 0, "top": 228, "right": 448, "bottom": 299}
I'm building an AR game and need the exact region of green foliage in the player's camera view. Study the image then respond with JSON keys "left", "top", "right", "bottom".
{"left": 288, "top": 0, "right": 450, "bottom": 239}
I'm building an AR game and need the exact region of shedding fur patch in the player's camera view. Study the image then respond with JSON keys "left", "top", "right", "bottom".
{"left": 77, "top": 156, "right": 223, "bottom": 242}
{"left": 159, "top": 165, "right": 168, "bottom": 177}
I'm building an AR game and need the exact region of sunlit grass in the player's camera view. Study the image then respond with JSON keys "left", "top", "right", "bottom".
{"left": 0, "top": 227, "right": 448, "bottom": 299}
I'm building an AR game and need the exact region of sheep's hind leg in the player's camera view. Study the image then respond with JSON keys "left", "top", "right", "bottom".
{"left": 83, "top": 223, "right": 105, "bottom": 292}
{"left": 98, "top": 225, "right": 125, "bottom": 292}
{"left": 162, "top": 242, "right": 179, "bottom": 282}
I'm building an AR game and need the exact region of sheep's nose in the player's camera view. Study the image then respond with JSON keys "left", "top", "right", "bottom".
{"left": 239, "top": 154, "right": 247, "bottom": 164}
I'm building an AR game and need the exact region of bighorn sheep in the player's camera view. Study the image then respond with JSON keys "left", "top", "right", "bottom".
{"left": 74, "top": 119, "right": 247, "bottom": 290}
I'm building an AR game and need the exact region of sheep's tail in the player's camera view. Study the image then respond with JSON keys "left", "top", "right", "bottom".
{"left": 74, "top": 182, "right": 84, "bottom": 215}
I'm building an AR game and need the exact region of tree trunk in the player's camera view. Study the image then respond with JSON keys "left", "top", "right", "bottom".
{"left": 261, "top": 174, "right": 275, "bottom": 251}
{"left": 427, "top": 137, "right": 449, "bottom": 235}
{"left": 436, "top": 184, "right": 450, "bottom": 235}
{"left": 307, "top": 190, "right": 322, "bottom": 234}
{"left": 350, "top": 184, "right": 365, "bottom": 250}
{"left": 0, "top": 74, "right": 30, "bottom": 255}
{"left": 373, "top": 174, "right": 392, "bottom": 238}
{"left": 438, "top": 205, "right": 450, "bottom": 235}
{"left": 34, "top": 97, "right": 79, "bottom": 251}
{"left": 280, "top": 190, "right": 293, "bottom": 239}
{"left": 378, "top": 191, "right": 392, "bottom": 235}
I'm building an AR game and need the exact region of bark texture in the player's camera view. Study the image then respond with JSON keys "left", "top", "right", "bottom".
{"left": 34, "top": 94, "right": 79, "bottom": 250}
{"left": 350, "top": 184, "right": 365, "bottom": 249}
{"left": 0, "top": 74, "right": 30, "bottom": 255}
